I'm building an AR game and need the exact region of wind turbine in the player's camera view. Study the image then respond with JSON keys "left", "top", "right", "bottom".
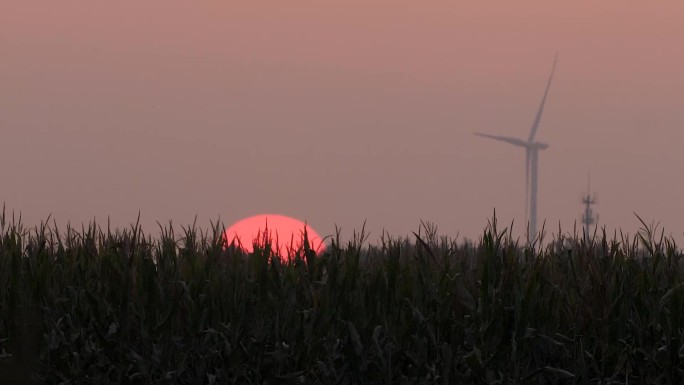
{"left": 475, "top": 55, "right": 558, "bottom": 240}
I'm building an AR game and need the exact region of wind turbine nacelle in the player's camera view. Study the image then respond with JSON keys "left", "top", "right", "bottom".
{"left": 532, "top": 142, "right": 549, "bottom": 150}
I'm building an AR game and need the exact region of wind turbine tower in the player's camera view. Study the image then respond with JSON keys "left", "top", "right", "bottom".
{"left": 475, "top": 55, "right": 558, "bottom": 240}
{"left": 581, "top": 175, "right": 597, "bottom": 239}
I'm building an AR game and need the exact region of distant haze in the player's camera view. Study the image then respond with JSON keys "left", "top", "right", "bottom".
{"left": 2, "top": 1, "right": 683, "bottom": 243}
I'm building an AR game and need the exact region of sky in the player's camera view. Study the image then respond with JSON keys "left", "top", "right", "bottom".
{"left": 2, "top": 1, "right": 683, "bottom": 244}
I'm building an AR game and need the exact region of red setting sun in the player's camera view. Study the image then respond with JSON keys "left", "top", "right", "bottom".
{"left": 224, "top": 214, "right": 326, "bottom": 258}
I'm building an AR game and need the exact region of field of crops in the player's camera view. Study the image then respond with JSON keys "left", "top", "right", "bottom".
{"left": 1, "top": 211, "right": 683, "bottom": 384}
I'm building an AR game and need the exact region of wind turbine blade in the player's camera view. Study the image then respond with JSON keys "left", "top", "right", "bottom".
{"left": 474, "top": 133, "right": 529, "bottom": 147}
{"left": 527, "top": 54, "right": 558, "bottom": 143}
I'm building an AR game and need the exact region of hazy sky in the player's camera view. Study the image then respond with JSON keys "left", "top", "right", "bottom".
{"left": 2, "top": 1, "right": 683, "bottom": 243}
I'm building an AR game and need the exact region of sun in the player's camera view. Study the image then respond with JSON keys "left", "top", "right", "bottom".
{"left": 224, "top": 214, "right": 326, "bottom": 258}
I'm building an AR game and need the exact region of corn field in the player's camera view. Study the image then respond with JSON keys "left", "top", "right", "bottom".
{"left": 1, "top": 210, "right": 683, "bottom": 384}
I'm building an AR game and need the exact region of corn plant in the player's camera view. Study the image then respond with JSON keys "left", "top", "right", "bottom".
{"left": 0, "top": 210, "right": 682, "bottom": 384}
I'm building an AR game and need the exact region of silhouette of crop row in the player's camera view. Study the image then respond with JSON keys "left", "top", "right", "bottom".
{"left": 0, "top": 209, "right": 683, "bottom": 384}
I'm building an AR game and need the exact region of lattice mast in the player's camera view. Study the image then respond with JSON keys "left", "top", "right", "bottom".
{"left": 581, "top": 175, "right": 597, "bottom": 239}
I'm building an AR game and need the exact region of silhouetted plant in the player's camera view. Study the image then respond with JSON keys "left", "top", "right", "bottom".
{"left": 0, "top": 209, "right": 682, "bottom": 384}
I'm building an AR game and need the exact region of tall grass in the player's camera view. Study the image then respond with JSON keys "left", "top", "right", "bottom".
{"left": 0, "top": 209, "right": 683, "bottom": 384}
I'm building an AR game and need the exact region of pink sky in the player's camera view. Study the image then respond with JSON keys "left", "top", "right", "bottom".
{"left": 2, "top": 1, "right": 683, "bottom": 242}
